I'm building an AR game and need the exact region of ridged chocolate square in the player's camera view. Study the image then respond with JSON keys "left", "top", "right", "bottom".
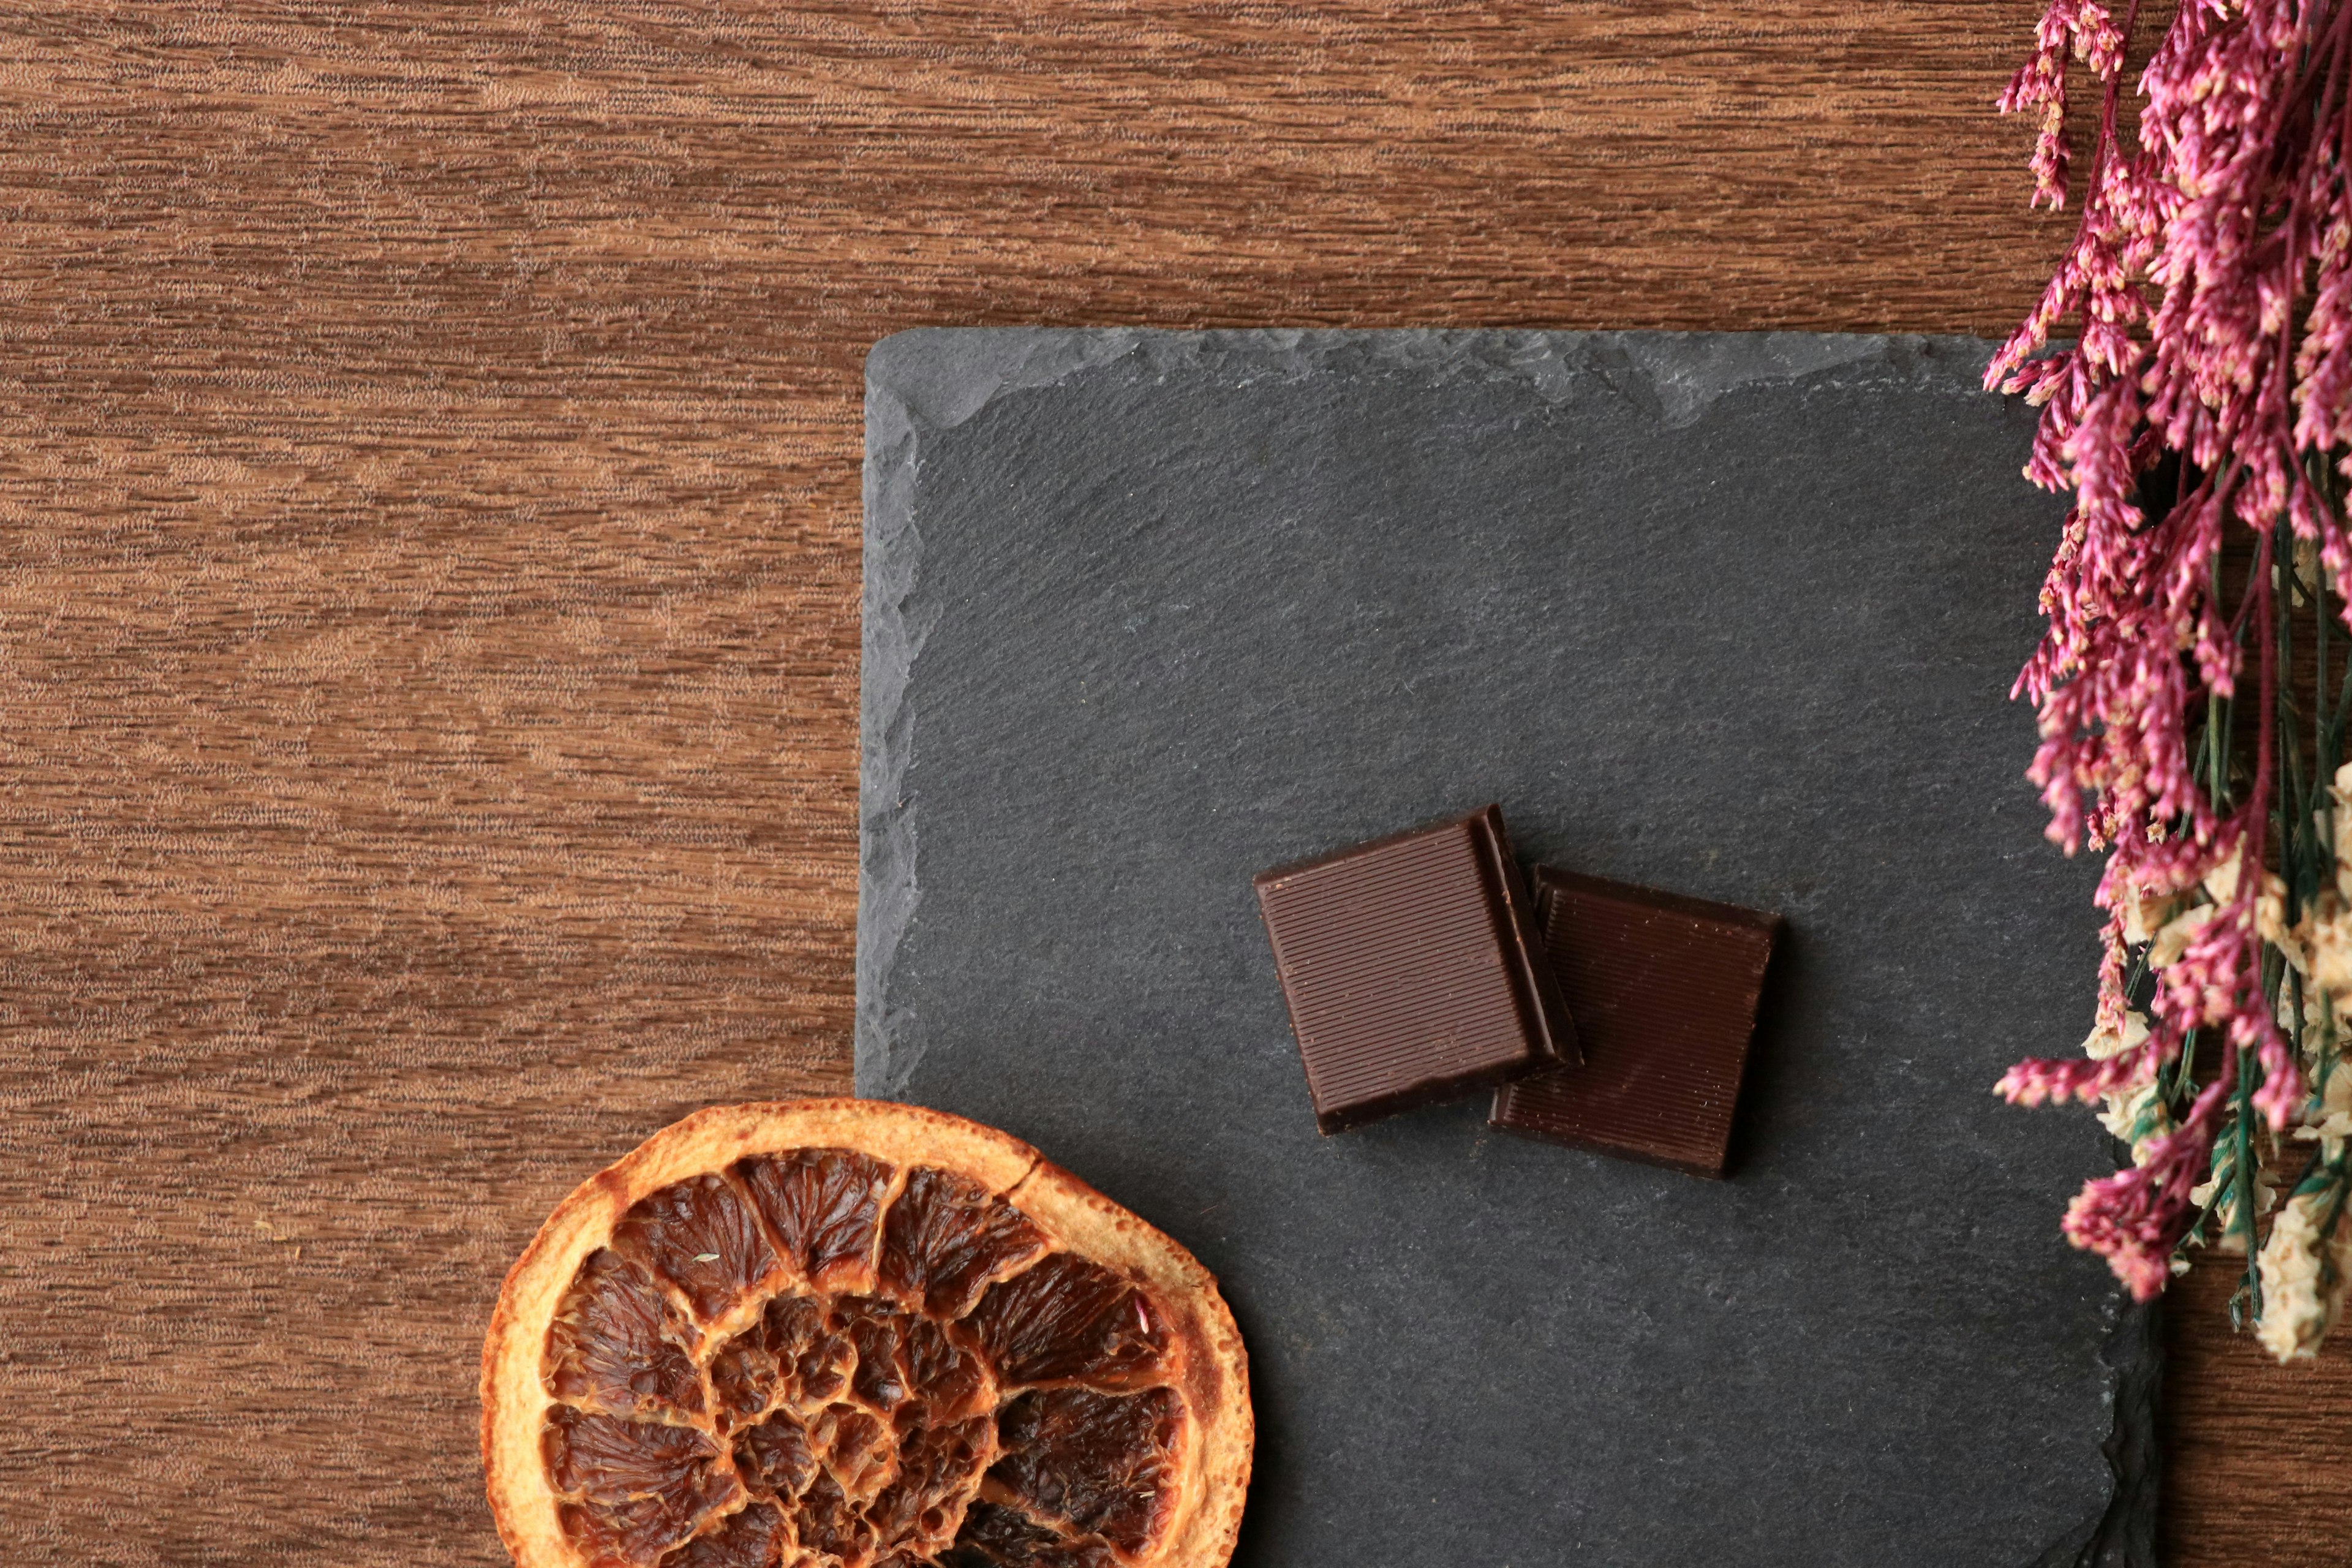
{"left": 1490, "top": 867, "right": 1778, "bottom": 1178}
{"left": 1254, "top": 804, "right": 1577, "bottom": 1134}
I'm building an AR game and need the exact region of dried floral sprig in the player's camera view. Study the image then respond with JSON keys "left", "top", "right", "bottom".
{"left": 1995, "top": 0, "right": 2352, "bottom": 1356}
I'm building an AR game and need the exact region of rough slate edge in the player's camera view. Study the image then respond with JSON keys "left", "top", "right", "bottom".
{"left": 857, "top": 327, "right": 2160, "bottom": 1567}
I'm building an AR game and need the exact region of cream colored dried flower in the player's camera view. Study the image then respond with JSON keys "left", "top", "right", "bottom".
{"left": 2097, "top": 1074, "right": 2172, "bottom": 1166}
{"left": 2257, "top": 1184, "right": 2352, "bottom": 1362}
{"left": 2204, "top": 843, "right": 2247, "bottom": 904}
{"left": 2190, "top": 1165, "right": 2277, "bottom": 1256}
{"left": 2082, "top": 1009, "right": 2152, "bottom": 1062}
{"left": 2275, "top": 984, "right": 2346, "bottom": 1079}
{"left": 2147, "top": 903, "right": 2215, "bottom": 971}
{"left": 2299, "top": 1110, "right": 2352, "bottom": 1147}
{"left": 2290, "top": 1065, "right": 2352, "bottom": 1161}
{"left": 2337, "top": 759, "right": 2352, "bottom": 905}
{"left": 2302, "top": 899, "right": 2352, "bottom": 1003}
{"left": 2255, "top": 872, "right": 2298, "bottom": 967}
{"left": 2116, "top": 879, "right": 2181, "bottom": 946}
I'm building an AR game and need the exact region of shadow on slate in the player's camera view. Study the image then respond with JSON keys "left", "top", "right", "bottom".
{"left": 858, "top": 329, "right": 2157, "bottom": 1568}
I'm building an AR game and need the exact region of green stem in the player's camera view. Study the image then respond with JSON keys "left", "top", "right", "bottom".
{"left": 2170, "top": 1023, "right": 2201, "bottom": 1109}
{"left": 2236, "top": 1018, "right": 2266, "bottom": 1320}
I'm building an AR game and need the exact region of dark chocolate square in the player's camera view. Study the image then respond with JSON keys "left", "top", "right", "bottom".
{"left": 1254, "top": 804, "right": 1576, "bottom": 1133}
{"left": 1490, "top": 866, "right": 1779, "bottom": 1177}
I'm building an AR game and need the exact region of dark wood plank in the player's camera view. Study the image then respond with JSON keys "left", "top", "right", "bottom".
{"left": 0, "top": 4, "right": 2332, "bottom": 1562}
{"left": 2166, "top": 1261, "right": 2352, "bottom": 1561}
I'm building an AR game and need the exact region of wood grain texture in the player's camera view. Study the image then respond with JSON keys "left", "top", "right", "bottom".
{"left": 0, "top": 4, "right": 2337, "bottom": 1563}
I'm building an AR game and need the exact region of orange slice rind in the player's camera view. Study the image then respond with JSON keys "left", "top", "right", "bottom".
{"left": 481, "top": 1100, "right": 1252, "bottom": 1568}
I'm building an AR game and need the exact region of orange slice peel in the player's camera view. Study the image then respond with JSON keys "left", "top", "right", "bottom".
{"left": 481, "top": 1099, "right": 1252, "bottom": 1568}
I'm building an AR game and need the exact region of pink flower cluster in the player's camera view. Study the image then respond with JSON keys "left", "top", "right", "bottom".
{"left": 1992, "top": 0, "right": 2352, "bottom": 1298}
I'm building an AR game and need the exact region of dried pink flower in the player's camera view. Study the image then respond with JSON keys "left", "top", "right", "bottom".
{"left": 1994, "top": 0, "right": 2352, "bottom": 1322}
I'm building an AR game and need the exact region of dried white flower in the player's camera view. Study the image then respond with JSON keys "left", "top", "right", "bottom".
{"left": 2256, "top": 873, "right": 2299, "bottom": 970}
{"left": 2082, "top": 1010, "right": 2152, "bottom": 1061}
{"left": 2117, "top": 880, "right": 2181, "bottom": 946}
{"left": 2305, "top": 900, "right": 2352, "bottom": 1003}
{"left": 2336, "top": 760, "right": 2352, "bottom": 905}
{"left": 2148, "top": 903, "right": 2215, "bottom": 971}
{"left": 2097, "top": 1075, "right": 2172, "bottom": 1164}
{"left": 2288, "top": 1064, "right": 2352, "bottom": 1159}
{"left": 2293, "top": 1110, "right": 2352, "bottom": 1144}
{"left": 2258, "top": 1184, "right": 2352, "bottom": 1362}
{"left": 2204, "top": 843, "right": 2246, "bottom": 905}
{"left": 2190, "top": 1164, "right": 2277, "bottom": 1256}
{"left": 2295, "top": 535, "right": 2324, "bottom": 602}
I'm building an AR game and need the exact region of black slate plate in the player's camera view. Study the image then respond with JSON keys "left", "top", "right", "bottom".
{"left": 858, "top": 329, "right": 2155, "bottom": 1567}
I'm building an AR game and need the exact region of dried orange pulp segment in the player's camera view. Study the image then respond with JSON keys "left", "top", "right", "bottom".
{"left": 481, "top": 1100, "right": 1253, "bottom": 1568}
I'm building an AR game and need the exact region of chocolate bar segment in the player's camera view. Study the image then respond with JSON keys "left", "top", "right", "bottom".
{"left": 1490, "top": 867, "right": 1778, "bottom": 1178}
{"left": 1254, "top": 804, "right": 1578, "bottom": 1134}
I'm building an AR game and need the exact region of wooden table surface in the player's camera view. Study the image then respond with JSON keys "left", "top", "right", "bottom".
{"left": 3, "top": 4, "right": 2345, "bottom": 1563}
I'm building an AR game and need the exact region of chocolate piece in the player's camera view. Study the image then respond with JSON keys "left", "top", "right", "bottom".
{"left": 1490, "top": 867, "right": 1778, "bottom": 1178}
{"left": 1253, "top": 804, "right": 1577, "bottom": 1134}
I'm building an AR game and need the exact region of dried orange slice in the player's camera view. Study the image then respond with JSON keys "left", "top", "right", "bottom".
{"left": 481, "top": 1100, "right": 1252, "bottom": 1568}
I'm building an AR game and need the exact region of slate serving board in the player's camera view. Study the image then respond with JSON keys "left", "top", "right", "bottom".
{"left": 858, "top": 329, "right": 2156, "bottom": 1567}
